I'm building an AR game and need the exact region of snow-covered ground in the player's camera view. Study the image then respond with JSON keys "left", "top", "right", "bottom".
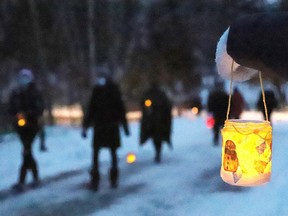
{"left": 1, "top": 111, "right": 288, "bottom": 216}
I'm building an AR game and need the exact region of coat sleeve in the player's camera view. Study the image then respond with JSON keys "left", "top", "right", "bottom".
{"left": 139, "top": 93, "right": 150, "bottom": 144}
{"left": 207, "top": 92, "right": 215, "bottom": 113}
{"left": 226, "top": 12, "right": 288, "bottom": 79}
{"left": 82, "top": 88, "right": 95, "bottom": 129}
{"left": 163, "top": 95, "right": 172, "bottom": 144}
{"left": 112, "top": 84, "right": 129, "bottom": 134}
{"left": 8, "top": 91, "right": 18, "bottom": 116}
{"left": 35, "top": 90, "right": 44, "bottom": 117}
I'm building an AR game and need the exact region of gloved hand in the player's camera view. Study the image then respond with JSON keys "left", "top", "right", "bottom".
{"left": 81, "top": 128, "right": 87, "bottom": 138}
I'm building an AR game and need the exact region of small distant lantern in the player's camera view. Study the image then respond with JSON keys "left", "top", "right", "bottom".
{"left": 126, "top": 153, "right": 136, "bottom": 164}
{"left": 144, "top": 99, "right": 152, "bottom": 107}
{"left": 191, "top": 107, "right": 199, "bottom": 115}
{"left": 16, "top": 113, "right": 26, "bottom": 127}
{"left": 221, "top": 120, "right": 272, "bottom": 186}
{"left": 206, "top": 116, "right": 215, "bottom": 129}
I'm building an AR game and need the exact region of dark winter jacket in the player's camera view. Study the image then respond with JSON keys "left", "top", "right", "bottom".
{"left": 230, "top": 89, "right": 245, "bottom": 119}
{"left": 207, "top": 90, "right": 229, "bottom": 124}
{"left": 8, "top": 82, "right": 44, "bottom": 132}
{"left": 140, "top": 86, "right": 172, "bottom": 146}
{"left": 227, "top": 12, "right": 288, "bottom": 79}
{"left": 257, "top": 90, "right": 278, "bottom": 120}
{"left": 82, "top": 79, "right": 129, "bottom": 148}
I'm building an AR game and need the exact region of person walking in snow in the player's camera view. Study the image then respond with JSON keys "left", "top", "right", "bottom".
{"left": 230, "top": 87, "right": 245, "bottom": 119}
{"left": 8, "top": 69, "right": 44, "bottom": 189}
{"left": 140, "top": 83, "right": 172, "bottom": 163}
{"left": 82, "top": 71, "right": 130, "bottom": 191}
{"left": 207, "top": 88, "right": 229, "bottom": 146}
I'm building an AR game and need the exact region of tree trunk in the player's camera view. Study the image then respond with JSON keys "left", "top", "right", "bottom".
{"left": 28, "top": 0, "right": 54, "bottom": 125}
{"left": 87, "top": 0, "right": 96, "bottom": 87}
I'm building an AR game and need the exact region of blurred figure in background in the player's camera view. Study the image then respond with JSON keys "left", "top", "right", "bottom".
{"left": 38, "top": 103, "right": 47, "bottom": 152}
{"left": 140, "top": 83, "right": 172, "bottom": 163}
{"left": 207, "top": 88, "right": 229, "bottom": 146}
{"left": 8, "top": 69, "right": 44, "bottom": 189}
{"left": 230, "top": 87, "right": 245, "bottom": 119}
{"left": 38, "top": 121, "right": 47, "bottom": 152}
{"left": 82, "top": 71, "right": 130, "bottom": 191}
{"left": 257, "top": 89, "right": 278, "bottom": 122}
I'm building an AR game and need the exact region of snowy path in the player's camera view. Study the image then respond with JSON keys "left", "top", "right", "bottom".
{"left": 1, "top": 114, "right": 288, "bottom": 216}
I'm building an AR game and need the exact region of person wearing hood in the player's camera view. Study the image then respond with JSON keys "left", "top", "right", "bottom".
{"left": 8, "top": 69, "right": 44, "bottom": 189}
{"left": 82, "top": 70, "right": 130, "bottom": 191}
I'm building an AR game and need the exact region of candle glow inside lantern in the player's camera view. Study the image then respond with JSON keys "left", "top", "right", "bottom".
{"left": 221, "top": 119, "right": 272, "bottom": 186}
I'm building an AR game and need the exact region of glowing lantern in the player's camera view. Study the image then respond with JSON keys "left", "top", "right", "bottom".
{"left": 191, "top": 107, "right": 199, "bottom": 115}
{"left": 16, "top": 113, "right": 26, "bottom": 127}
{"left": 206, "top": 116, "right": 215, "bottom": 129}
{"left": 126, "top": 153, "right": 136, "bottom": 164}
{"left": 221, "top": 119, "right": 272, "bottom": 186}
{"left": 18, "top": 119, "right": 26, "bottom": 127}
{"left": 144, "top": 99, "right": 152, "bottom": 107}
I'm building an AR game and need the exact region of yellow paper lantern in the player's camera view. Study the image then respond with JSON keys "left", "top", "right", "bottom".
{"left": 221, "top": 119, "right": 272, "bottom": 186}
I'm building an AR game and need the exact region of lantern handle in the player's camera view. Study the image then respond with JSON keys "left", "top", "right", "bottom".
{"left": 226, "top": 61, "right": 269, "bottom": 122}
{"left": 226, "top": 60, "right": 234, "bottom": 120}
{"left": 259, "top": 71, "right": 269, "bottom": 122}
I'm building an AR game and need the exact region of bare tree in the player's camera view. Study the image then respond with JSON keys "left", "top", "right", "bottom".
{"left": 28, "top": 0, "right": 54, "bottom": 124}
{"left": 87, "top": 0, "right": 96, "bottom": 86}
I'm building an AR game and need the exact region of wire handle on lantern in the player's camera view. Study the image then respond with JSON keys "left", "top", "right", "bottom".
{"left": 226, "top": 60, "right": 269, "bottom": 122}
{"left": 226, "top": 60, "right": 234, "bottom": 120}
{"left": 259, "top": 72, "right": 269, "bottom": 122}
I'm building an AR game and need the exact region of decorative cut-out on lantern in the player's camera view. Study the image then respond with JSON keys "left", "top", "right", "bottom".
{"left": 221, "top": 119, "right": 272, "bottom": 186}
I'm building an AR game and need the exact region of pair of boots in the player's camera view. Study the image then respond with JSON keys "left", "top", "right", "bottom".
{"left": 90, "top": 168, "right": 118, "bottom": 191}
{"left": 13, "top": 166, "right": 39, "bottom": 191}
{"left": 13, "top": 153, "right": 39, "bottom": 190}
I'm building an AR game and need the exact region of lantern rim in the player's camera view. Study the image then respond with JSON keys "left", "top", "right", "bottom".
{"left": 226, "top": 119, "right": 269, "bottom": 124}
{"left": 223, "top": 119, "right": 272, "bottom": 135}
{"left": 225, "top": 119, "right": 271, "bottom": 129}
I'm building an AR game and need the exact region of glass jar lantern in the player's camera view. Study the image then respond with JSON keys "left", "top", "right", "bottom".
{"left": 221, "top": 119, "right": 272, "bottom": 186}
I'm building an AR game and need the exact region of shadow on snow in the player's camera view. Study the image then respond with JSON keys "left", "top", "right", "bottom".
{"left": 194, "top": 166, "right": 250, "bottom": 193}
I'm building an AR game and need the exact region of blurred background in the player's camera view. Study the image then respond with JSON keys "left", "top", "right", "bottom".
{"left": 0, "top": 0, "right": 287, "bottom": 131}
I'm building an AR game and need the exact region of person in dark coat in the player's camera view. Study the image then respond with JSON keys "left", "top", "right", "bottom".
{"left": 207, "top": 89, "right": 229, "bottom": 146}
{"left": 82, "top": 72, "right": 130, "bottom": 190}
{"left": 8, "top": 69, "right": 44, "bottom": 189}
{"left": 257, "top": 89, "right": 278, "bottom": 122}
{"left": 230, "top": 87, "right": 245, "bottom": 119}
{"left": 140, "top": 84, "right": 172, "bottom": 163}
